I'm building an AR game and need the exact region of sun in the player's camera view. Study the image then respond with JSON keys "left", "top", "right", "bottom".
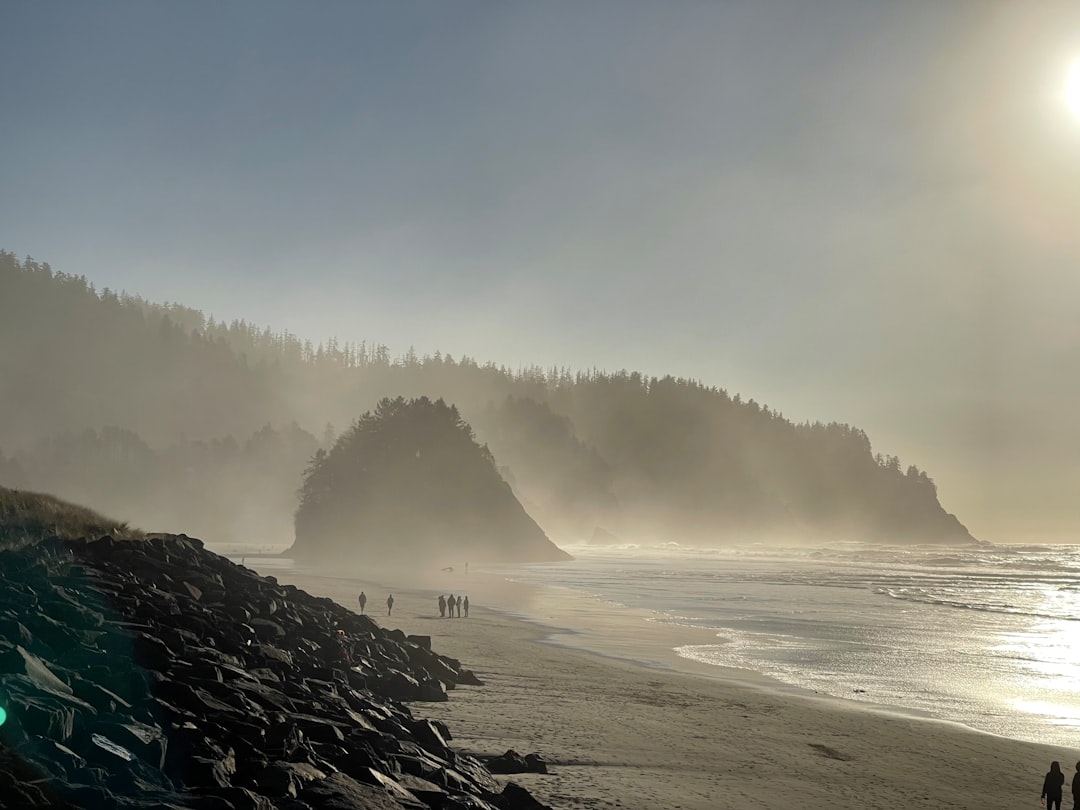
{"left": 1067, "top": 59, "right": 1080, "bottom": 119}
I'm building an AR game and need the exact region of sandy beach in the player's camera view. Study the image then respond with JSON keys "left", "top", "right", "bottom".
{"left": 258, "top": 562, "right": 1073, "bottom": 810}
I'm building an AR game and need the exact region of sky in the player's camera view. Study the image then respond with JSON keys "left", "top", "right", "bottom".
{"left": 2, "top": 1, "right": 1080, "bottom": 543}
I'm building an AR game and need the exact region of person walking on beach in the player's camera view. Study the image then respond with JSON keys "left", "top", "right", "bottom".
{"left": 358, "top": 591, "right": 367, "bottom": 614}
{"left": 1042, "top": 760, "right": 1065, "bottom": 810}
{"left": 463, "top": 595, "right": 469, "bottom": 617}
{"left": 386, "top": 593, "right": 394, "bottom": 616}
{"left": 438, "top": 594, "right": 447, "bottom": 617}
{"left": 447, "top": 593, "right": 456, "bottom": 617}
{"left": 1071, "top": 761, "right": 1080, "bottom": 810}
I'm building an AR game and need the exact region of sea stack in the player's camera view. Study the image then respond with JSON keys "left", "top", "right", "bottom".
{"left": 290, "top": 396, "right": 571, "bottom": 567}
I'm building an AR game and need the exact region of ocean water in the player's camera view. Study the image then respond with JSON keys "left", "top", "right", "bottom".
{"left": 490, "top": 543, "right": 1080, "bottom": 748}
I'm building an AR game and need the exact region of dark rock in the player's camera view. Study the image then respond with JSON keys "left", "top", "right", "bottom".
{"left": 524, "top": 753, "right": 548, "bottom": 774}
{"left": 486, "top": 750, "right": 529, "bottom": 775}
{"left": 290, "top": 713, "right": 348, "bottom": 745}
{"left": 103, "top": 754, "right": 177, "bottom": 794}
{"left": 420, "top": 678, "right": 449, "bottom": 702}
{"left": 371, "top": 670, "right": 423, "bottom": 701}
{"left": 303, "top": 770, "right": 427, "bottom": 809}
{"left": 94, "top": 719, "right": 168, "bottom": 768}
{"left": 0, "top": 534, "right": 530, "bottom": 810}
{"left": 442, "top": 796, "right": 501, "bottom": 810}
{"left": 496, "top": 782, "right": 554, "bottom": 810}
{"left": 58, "top": 783, "right": 114, "bottom": 808}
{"left": 23, "top": 613, "right": 82, "bottom": 653}
{"left": 191, "top": 785, "right": 277, "bottom": 810}
{"left": 252, "top": 760, "right": 327, "bottom": 799}
{"left": 484, "top": 749, "right": 549, "bottom": 776}
{"left": 182, "top": 581, "right": 204, "bottom": 601}
{"left": 133, "top": 631, "right": 176, "bottom": 672}
{"left": 13, "top": 645, "right": 76, "bottom": 695}
{"left": 27, "top": 738, "right": 87, "bottom": 779}
{"left": 395, "top": 772, "right": 447, "bottom": 804}
{"left": 70, "top": 677, "right": 133, "bottom": 713}
{"left": 249, "top": 643, "right": 293, "bottom": 667}
{"left": 249, "top": 618, "right": 286, "bottom": 641}
{"left": 183, "top": 754, "right": 237, "bottom": 789}
{"left": 409, "top": 718, "right": 451, "bottom": 754}
{"left": 10, "top": 693, "right": 79, "bottom": 741}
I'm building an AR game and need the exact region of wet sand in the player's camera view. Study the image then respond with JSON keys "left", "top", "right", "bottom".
{"left": 257, "top": 563, "right": 1069, "bottom": 810}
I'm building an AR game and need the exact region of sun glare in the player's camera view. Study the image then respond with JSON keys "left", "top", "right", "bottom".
{"left": 1067, "top": 59, "right": 1080, "bottom": 119}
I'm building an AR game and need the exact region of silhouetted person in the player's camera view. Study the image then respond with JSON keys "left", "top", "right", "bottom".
{"left": 438, "top": 594, "right": 446, "bottom": 617}
{"left": 1043, "top": 760, "right": 1065, "bottom": 810}
{"left": 334, "top": 628, "right": 352, "bottom": 665}
{"left": 456, "top": 595, "right": 463, "bottom": 618}
{"left": 463, "top": 595, "right": 469, "bottom": 617}
{"left": 447, "top": 594, "right": 456, "bottom": 618}
{"left": 1071, "top": 761, "right": 1080, "bottom": 810}
{"left": 358, "top": 591, "right": 367, "bottom": 614}
{"left": 386, "top": 593, "right": 394, "bottom": 616}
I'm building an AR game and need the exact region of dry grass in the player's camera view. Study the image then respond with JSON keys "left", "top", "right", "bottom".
{"left": 0, "top": 486, "right": 142, "bottom": 548}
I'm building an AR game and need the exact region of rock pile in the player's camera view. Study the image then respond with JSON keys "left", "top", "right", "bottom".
{"left": 485, "top": 751, "right": 548, "bottom": 775}
{"left": 0, "top": 534, "right": 552, "bottom": 809}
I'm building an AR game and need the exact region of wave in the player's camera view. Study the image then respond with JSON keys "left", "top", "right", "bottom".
{"left": 875, "top": 587, "right": 1080, "bottom": 622}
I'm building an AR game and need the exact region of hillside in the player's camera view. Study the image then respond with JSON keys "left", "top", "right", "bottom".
{"left": 292, "top": 397, "right": 570, "bottom": 565}
{"left": 0, "top": 251, "right": 976, "bottom": 547}
{"left": 0, "top": 485, "right": 141, "bottom": 549}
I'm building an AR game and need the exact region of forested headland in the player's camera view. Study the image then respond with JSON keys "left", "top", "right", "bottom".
{"left": 292, "top": 396, "right": 570, "bottom": 565}
{"left": 0, "top": 251, "right": 976, "bottom": 549}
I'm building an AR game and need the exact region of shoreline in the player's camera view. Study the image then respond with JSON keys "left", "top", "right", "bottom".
{"left": 247, "top": 557, "right": 1016, "bottom": 736}
{"left": 249, "top": 558, "right": 1072, "bottom": 810}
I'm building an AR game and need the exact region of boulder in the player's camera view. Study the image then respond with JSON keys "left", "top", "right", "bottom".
{"left": 0, "top": 534, "right": 552, "bottom": 810}
{"left": 485, "top": 750, "right": 549, "bottom": 775}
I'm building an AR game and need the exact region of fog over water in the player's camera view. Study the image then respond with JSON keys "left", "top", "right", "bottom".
{"left": 2, "top": 2, "right": 1080, "bottom": 541}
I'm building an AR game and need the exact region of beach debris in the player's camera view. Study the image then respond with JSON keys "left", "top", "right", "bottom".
{"left": 808, "top": 742, "right": 853, "bottom": 761}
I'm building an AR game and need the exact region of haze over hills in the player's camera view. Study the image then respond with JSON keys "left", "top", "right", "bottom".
{"left": 0, "top": 251, "right": 975, "bottom": 549}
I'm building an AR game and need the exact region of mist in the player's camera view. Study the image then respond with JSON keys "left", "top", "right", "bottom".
{"left": 2, "top": 1, "right": 1080, "bottom": 543}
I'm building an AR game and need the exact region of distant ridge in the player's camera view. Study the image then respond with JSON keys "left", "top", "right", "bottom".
{"left": 0, "top": 250, "right": 976, "bottom": 548}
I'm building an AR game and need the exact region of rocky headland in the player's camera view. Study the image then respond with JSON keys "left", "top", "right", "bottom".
{"left": 0, "top": 533, "right": 551, "bottom": 809}
{"left": 290, "top": 397, "right": 571, "bottom": 566}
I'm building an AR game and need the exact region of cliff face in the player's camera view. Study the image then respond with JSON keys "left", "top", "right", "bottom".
{"left": 0, "top": 533, "right": 550, "bottom": 809}
{"left": 290, "top": 397, "right": 571, "bottom": 566}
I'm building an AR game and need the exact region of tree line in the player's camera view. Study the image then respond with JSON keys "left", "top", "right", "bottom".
{"left": 0, "top": 251, "right": 973, "bottom": 545}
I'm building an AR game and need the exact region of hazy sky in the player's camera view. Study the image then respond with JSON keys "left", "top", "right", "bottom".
{"left": 3, "top": 1, "right": 1080, "bottom": 542}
